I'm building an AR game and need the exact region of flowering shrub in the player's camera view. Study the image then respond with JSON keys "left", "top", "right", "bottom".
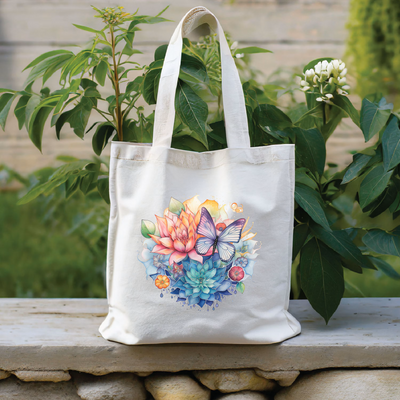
{"left": 1, "top": 5, "right": 400, "bottom": 322}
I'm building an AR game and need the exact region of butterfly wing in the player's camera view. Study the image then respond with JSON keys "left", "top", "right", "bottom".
{"left": 197, "top": 207, "right": 217, "bottom": 239}
{"left": 219, "top": 218, "right": 246, "bottom": 243}
{"left": 217, "top": 241, "right": 236, "bottom": 263}
{"left": 195, "top": 237, "right": 215, "bottom": 255}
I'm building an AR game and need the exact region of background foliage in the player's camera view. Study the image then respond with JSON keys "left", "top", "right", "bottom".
{"left": 1, "top": 6, "right": 399, "bottom": 322}
{"left": 346, "top": 0, "right": 400, "bottom": 106}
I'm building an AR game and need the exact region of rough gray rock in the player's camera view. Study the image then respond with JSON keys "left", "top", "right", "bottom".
{"left": 216, "top": 391, "right": 271, "bottom": 399}
{"left": 14, "top": 370, "right": 71, "bottom": 382}
{"left": 275, "top": 369, "right": 400, "bottom": 400}
{"left": 145, "top": 373, "right": 210, "bottom": 400}
{"left": 74, "top": 372, "right": 146, "bottom": 400}
{"left": 254, "top": 370, "right": 300, "bottom": 386}
{"left": 0, "top": 376, "right": 81, "bottom": 399}
{"left": 193, "top": 369, "right": 276, "bottom": 393}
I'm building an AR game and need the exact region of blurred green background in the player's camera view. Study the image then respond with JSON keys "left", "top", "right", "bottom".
{"left": 0, "top": 190, "right": 107, "bottom": 298}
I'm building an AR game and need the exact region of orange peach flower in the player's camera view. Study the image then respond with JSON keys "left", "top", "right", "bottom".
{"left": 155, "top": 275, "right": 170, "bottom": 289}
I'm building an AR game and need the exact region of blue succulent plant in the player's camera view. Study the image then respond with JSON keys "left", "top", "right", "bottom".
{"left": 171, "top": 257, "right": 232, "bottom": 307}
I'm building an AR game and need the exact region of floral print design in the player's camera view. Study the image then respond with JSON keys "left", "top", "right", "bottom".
{"left": 139, "top": 196, "right": 260, "bottom": 309}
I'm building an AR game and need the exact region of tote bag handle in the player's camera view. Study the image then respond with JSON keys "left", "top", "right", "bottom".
{"left": 152, "top": 6, "right": 251, "bottom": 149}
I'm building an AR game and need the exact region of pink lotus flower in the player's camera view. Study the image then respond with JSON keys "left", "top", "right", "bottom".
{"left": 150, "top": 208, "right": 203, "bottom": 265}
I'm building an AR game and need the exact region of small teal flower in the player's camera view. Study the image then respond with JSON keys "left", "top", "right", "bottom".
{"left": 235, "top": 257, "right": 248, "bottom": 268}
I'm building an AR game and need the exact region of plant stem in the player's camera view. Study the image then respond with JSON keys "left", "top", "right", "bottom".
{"left": 322, "top": 101, "right": 326, "bottom": 126}
{"left": 93, "top": 106, "right": 113, "bottom": 123}
{"left": 110, "top": 26, "right": 123, "bottom": 141}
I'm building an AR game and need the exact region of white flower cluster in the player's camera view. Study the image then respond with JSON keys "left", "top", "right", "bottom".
{"left": 300, "top": 59, "right": 350, "bottom": 102}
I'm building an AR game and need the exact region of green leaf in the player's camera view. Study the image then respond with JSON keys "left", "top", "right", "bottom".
{"left": 169, "top": 197, "right": 185, "bottom": 215}
{"left": 295, "top": 167, "right": 318, "bottom": 190}
{"left": 122, "top": 119, "right": 152, "bottom": 144}
{"left": 254, "top": 104, "right": 293, "bottom": 134}
{"left": 293, "top": 104, "right": 322, "bottom": 126}
{"left": 80, "top": 78, "right": 97, "bottom": 89}
{"left": 236, "top": 47, "right": 272, "bottom": 54}
{"left": 295, "top": 128, "right": 326, "bottom": 176}
{"left": 360, "top": 98, "right": 392, "bottom": 142}
{"left": 359, "top": 163, "right": 393, "bottom": 210}
{"left": 344, "top": 281, "right": 366, "bottom": 297}
{"left": 56, "top": 97, "right": 94, "bottom": 139}
{"left": 175, "top": 80, "right": 208, "bottom": 149}
{"left": 341, "top": 153, "right": 372, "bottom": 184}
{"left": 121, "top": 45, "right": 143, "bottom": 56}
{"left": 139, "top": 15, "right": 171, "bottom": 24}
{"left": 171, "top": 134, "right": 208, "bottom": 152}
{"left": 300, "top": 237, "right": 344, "bottom": 324}
{"left": 295, "top": 183, "right": 331, "bottom": 231}
{"left": 17, "top": 160, "right": 88, "bottom": 204}
{"left": 341, "top": 258, "right": 363, "bottom": 274}
{"left": 14, "top": 95, "right": 30, "bottom": 129}
{"left": 25, "top": 54, "right": 73, "bottom": 86}
{"left": 141, "top": 219, "right": 156, "bottom": 238}
{"left": 73, "top": 24, "right": 106, "bottom": 39}
{"left": 84, "top": 87, "right": 101, "bottom": 98}
{"left": 28, "top": 96, "right": 60, "bottom": 151}
{"left": 0, "top": 93, "right": 16, "bottom": 130}
{"left": 154, "top": 44, "right": 168, "bottom": 60}
{"left": 303, "top": 57, "right": 334, "bottom": 73}
{"left": 320, "top": 105, "right": 345, "bottom": 140}
{"left": 97, "top": 177, "right": 110, "bottom": 204}
{"left": 369, "top": 184, "right": 397, "bottom": 218}
{"left": 362, "top": 229, "right": 400, "bottom": 257}
{"left": 126, "top": 76, "right": 144, "bottom": 95}
{"left": 330, "top": 95, "right": 360, "bottom": 128}
{"left": 382, "top": 117, "right": 400, "bottom": 171}
{"left": 57, "top": 155, "right": 79, "bottom": 163}
{"left": 208, "top": 120, "right": 227, "bottom": 147}
{"left": 0, "top": 89, "right": 16, "bottom": 94}
{"left": 23, "top": 49, "right": 74, "bottom": 71}
{"left": 142, "top": 62, "right": 163, "bottom": 105}
{"left": 389, "top": 183, "right": 400, "bottom": 214}
{"left": 65, "top": 176, "right": 81, "bottom": 199}
{"left": 79, "top": 172, "right": 96, "bottom": 195}
{"left": 243, "top": 83, "right": 258, "bottom": 112}
{"left": 52, "top": 79, "right": 81, "bottom": 125}
{"left": 42, "top": 55, "right": 73, "bottom": 85}
{"left": 236, "top": 281, "right": 245, "bottom": 293}
{"left": 24, "top": 94, "right": 41, "bottom": 128}
{"left": 311, "top": 223, "right": 376, "bottom": 270}
{"left": 180, "top": 54, "right": 208, "bottom": 83}
{"left": 293, "top": 223, "right": 309, "bottom": 261}
{"left": 92, "top": 122, "right": 116, "bottom": 156}
{"left": 95, "top": 60, "right": 108, "bottom": 86}
{"left": 368, "top": 256, "right": 400, "bottom": 280}
{"left": 59, "top": 51, "right": 91, "bottom": 84}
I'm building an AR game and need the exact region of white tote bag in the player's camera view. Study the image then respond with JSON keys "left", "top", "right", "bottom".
{"left": 99, "top": 6, "right": 301, "bottom": 345}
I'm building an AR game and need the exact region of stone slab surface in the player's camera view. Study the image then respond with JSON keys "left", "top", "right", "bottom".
{"left": 0, "top": 298, "right": 399, "bottom": 374}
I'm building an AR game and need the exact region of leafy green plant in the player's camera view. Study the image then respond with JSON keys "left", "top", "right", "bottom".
{"left": 1, "top": 6, "right": 400, "bottom": 322}
{"left": 346, "top": 0, "right": 400, "bottom": 105}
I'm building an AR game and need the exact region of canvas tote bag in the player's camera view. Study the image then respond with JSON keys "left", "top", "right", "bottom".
{"left": 99, "top": 6, "right": 301, "bottom": 345}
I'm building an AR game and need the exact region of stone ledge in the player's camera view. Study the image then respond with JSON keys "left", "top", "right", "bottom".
{"left": 0, "top": 298, "right": 399, "bottom": 374}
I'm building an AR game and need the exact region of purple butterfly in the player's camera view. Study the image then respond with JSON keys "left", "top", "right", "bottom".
{"left": 195, "top": 207, "right": 246, "bottom": 263}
